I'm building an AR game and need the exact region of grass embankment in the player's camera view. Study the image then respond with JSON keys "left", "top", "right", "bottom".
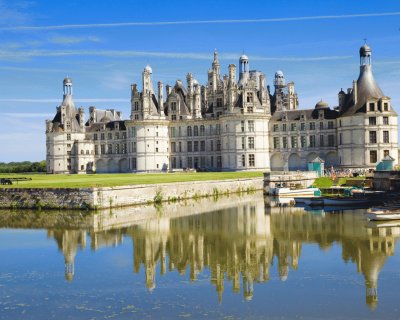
{"left": 0, "top": 171, "right": 263, "bottom": 189}
{"left": 313, "top": 176, "right": 366, "bottom": 188}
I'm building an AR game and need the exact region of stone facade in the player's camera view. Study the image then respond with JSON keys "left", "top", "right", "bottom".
{"left": 46, "top": 44, "right": 398, "bottom": 174}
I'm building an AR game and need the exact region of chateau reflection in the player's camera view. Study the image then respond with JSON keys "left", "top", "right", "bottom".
{"left": 2, "top": 194, "right": 399, "bottom": 308}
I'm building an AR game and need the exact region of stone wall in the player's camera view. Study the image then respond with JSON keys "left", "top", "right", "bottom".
{"left": 0, "top": 188, "right": 94, "bottom": 210}
{"left": 0, "top": 177, "right": 263, "bottom": 210}
{"left": 93, "top": 177, "right": 263, "bottom": 209}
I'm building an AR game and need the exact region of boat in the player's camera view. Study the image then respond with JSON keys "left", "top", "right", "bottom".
{"left": 366, "top": 211, "right": 400, "bottom": 221}
{"left": 294, "top": 197, "right": 324, "bottom": 206}
{"left": 270, "top": 186, "right": 320, "bottom": 197}
{"left": 366, "top": 207, "right": 400, "bottom": 221}
{"left": 322, "top": 197, "right": 371, "bottom": 206}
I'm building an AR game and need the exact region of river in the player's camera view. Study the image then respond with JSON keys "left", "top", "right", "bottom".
{"left": 0, "top": 192, "right": 399, "bottom": 319}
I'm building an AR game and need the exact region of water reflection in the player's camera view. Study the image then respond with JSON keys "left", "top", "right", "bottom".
{"left": 1, "top": 193, "right": 399, "bottom": 309}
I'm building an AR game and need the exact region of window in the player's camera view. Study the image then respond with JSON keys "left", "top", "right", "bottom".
{"left": 320, "top": 135, "right": 324, "bottom": 147}
{"left": 273, "top": 137, "right": 280, "bottom": 149}
{"left": 328, "top": 121, "right": 334, "bottom": 129}
{"left": 178, "top": 142, "right": 182, "bottom": 152}
{"left": 273, "top": 124, "right": 279, "bottom": 132}
{"left": 122, "top": 132, "right": 126, "bottom": 139}
{"left": 282, "top": 124, "right": 287, "bottom": 132}
{"left": 309, "top": 135, "right": 316, "bottom": 147}
{"left": 95, "top": 145, "right": 98, "bottom": 155}
{"left": 216, "top": 124, "right": 221, "bottom": 134}
{"left": 309, "top": 122, "right": 315, "bottom": 130}
{"left": 301, "top": 136, "right": 306, "bottom": 148}
{"left": 383, "top": 131, "right": 389, "bottom": 143}
{"left": 328, "top": 135, "right": 334, "bottom": 147}
{"left": 370, "top": 150, "right": 377, "bottom": 163}
{"left": 384, "top": 150, "right": 390, "bottom": 157}
{"left": 171, "top": 102, "right": 177, "bottom": 111}
{"left": 187, "top": 141, "right": 192, "bottom": 152}
{"left": 194, "top": 126, "right": 199, "bottom": 136}
{"left": 340, "top": 133, "right": 343, "bottom": 144}
{"left": 67, "top": 134, "right": 71, "bottom": 141}
{"left": 115, "top": 144, "right": 120, "bottom": 154}
{"left": 200, "top": 141, "right": 205, "bottom": 152}
{"left": 216, "top": 140, "right": 221, "bottom": 151}
{"left": 249, "top": 154, "right": 255, "bottom": 167}
{"left": 108, "top": 133, "right": 112, "bottom": 140}
{"left": 319, "top": 122, "right": 324, "bottom": 130}
{"left": 133, "top": 142, "right": 137, "bottom": 152}
{"left": 241, "top": 121, "right": 245, "bottom": 132}
{"left": 300, "top": 123, "right": 305, "bottom": 131}
{"left": 171, "top": 157, "right": 177, "bottom": 169}
{"left": 291, "top": 136, "right": 297, "bottom": 148}
{"left": 248, "top": 120, "right": 254, "bottom": 132}
{"left": 170, "top": 127, "right": 176, "bottom": 137}
{"left": 247, "top": 106, "right": 253, "bottom": 113}
{"left": 248, "top": 137, "right": 255, "bottom": 149}
{"left": 93, "top": 134, "right": 98, "bottom": 140}
{"left": 217, "top": 98, "right": 223, "bottom": 108}
{"left": 369, "top": 131, "right": 377, "bottom": 143}
{"left": 383, "top": 102, "right": 389, "bottom": 111}
{"left": 210, "top": 140, "right": 214, "bottom": 151}
{"left": 247, "top": 92, "right": 254, "bottom": 103}
{"left": 241, "top": 154, "right": 246, "bottom": 167}
{"left": 383, "top": 117, "right": 389, "bottom": 125}
{"left": 122, "top": 144, "right": 127, "bottom": 154}
{"left": 200, "top": 125, "right": 205, "bottom": 136}
{"left": 66, "top": 121, "right": 71, "bottom": 130}
{"left": 187, "top": 126, "right": 192, "bottom": 136}
{"left": 241, "top": 137, "right": 245, "bottom": 149}
{"left": 171, "top": 142, "right": 176, "bottom": 152}
{"left": 134, "top": 101, "right": 139, "bottom": 111}
{"left": 134, "top": 114, "right": 139, "bottom": 120}
{"left": 108, "top": 144, "right": 112, "bottom": 154}
{"left": 132, "top": 157, "right": 137, "bottom": 170}
{"left": 171, "top": 115, "right": 177, "bottom": 121}
{"left": 283, "top": 137, "right": 288, "bottom": 148}
{"left": 369, "top": 102, "right": 375, "bottom": 112}
{"left": 194, "top": 141, "right": 199, "bottom": 152}
{"left": 101, "top": 144, "right": 105, "bottom": 154}
{"left": 131, "top": 127, "right": 136, "bottom": 137}
{"left": 291, "top": 123, "right": 297, "bottom": 131}
{"left": 369, "top": 117, "right": 376, "bottom": 125}
{"left": 115, "top": 132, "right": 119, "bottom": 140}
{"left": 217, "top": 156, "right": 222, "bottom": 168}
{"left": 188, "top": 157, "right": 193, "bottom": 168}
{"left": 156, "top": 148, "right": 159, "bottom": 153}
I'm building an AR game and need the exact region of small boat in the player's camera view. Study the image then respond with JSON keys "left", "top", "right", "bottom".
{"left": 322, "top": 197, "right": 370, "bottom": 206}
{"left": 271, "top": 187, "right": 320, "bottom": 197}
{"left": 294, "top": 197, "right": 324, "bottom": 206}
{"left": 366, "top": 212, "right": 400, "bottom": 221}
{"left": 366, "top": 208, "right": 400, "bottom": 221}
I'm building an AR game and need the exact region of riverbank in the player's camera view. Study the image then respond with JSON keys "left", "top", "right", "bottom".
{"left": 0, "top": 176, "right": 263, "bottom": 210}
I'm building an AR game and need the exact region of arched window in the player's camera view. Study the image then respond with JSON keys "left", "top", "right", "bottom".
{"left": 187, "top": 126, "right": 192, "bottom": 136}
{"left": 200, "top": 125, "right": 205, "bottom": 136}
{"left": 194, "top": 126, "right": 199, "bottom": 136}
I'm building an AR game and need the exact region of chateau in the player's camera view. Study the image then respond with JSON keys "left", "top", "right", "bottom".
{"left": 46, "top": 44, "right": 398, "bottom": 173}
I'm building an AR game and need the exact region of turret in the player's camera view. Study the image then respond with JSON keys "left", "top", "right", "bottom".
{"left": 228, "top": 64, "right": 236, "bottom": 84}
{"left": 78, "top": 107, "right": 85, "bottom": 131}
{"left": 157, "top": 81, "right": 164, "bottom": 116}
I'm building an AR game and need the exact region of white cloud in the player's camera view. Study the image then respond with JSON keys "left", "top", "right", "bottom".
{"left": 48, "top": 36, "right": 101, "bottom": 45}
{"left": 0, "top": 48, "right": 353, "bottom": 62}
{"left": 1, "top": 12, "right": 400, "bottom": 31}
{"left": 0, "top": 112, "right": 52, "bottom": 118}
{"left": 0, "top": 98, "right": 128, "bottom": 103}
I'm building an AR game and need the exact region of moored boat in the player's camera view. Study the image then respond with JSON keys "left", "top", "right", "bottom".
{"left": 294, "top": 196, "right": 324, "bottom": 206}
{"left": 322, "top": 197, "right": 370, "bottom": 206}
{"left": 366, "top": 212, "right": 400, "bottom": 221}
{"left": 271, "top": 187, "right": 320, "bottom": 197}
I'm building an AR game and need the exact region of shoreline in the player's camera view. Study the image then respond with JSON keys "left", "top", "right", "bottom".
{"left": 0, "top": 177, "right": 263, "bottom": 210}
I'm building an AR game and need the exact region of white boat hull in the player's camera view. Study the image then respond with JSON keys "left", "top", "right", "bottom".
{"left": 271, "top": 188, "right": 319, "bottom": 197}
{"left": 367, "top": 213, "right": 400, "bottom": 221}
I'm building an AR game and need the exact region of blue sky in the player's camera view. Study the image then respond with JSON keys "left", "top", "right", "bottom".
{"left": 1, "top": 0, "right": 400, "bottom": 161}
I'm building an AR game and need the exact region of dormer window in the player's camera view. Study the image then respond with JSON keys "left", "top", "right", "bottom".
{"left": 301, "top": 114, "right": 305, "bottom": 120}
{"left": 247, "top": 92, "right": 254, "bottom": 103}
{"left": 369, "top": 102, "right": 375, "bottom": 112}
{"left": 134, "top": 101, "right": 139, "bottom": 111}
{"left": 383, "top": 102, "right": 389, "bottom": 111}
{"left": 66, "top": 121, "right": 71, "bottom": 130}
{"left": 171, "top": 102, "right": 177, "bottom": 112}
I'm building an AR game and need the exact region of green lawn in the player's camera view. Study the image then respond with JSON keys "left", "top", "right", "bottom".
{"left": 0, "top": 171, "right": 263, "bottom": 188}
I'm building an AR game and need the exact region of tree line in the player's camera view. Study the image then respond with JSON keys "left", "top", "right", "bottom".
{"left": 0, "top": 161, "right": 47, "bottom": 173}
